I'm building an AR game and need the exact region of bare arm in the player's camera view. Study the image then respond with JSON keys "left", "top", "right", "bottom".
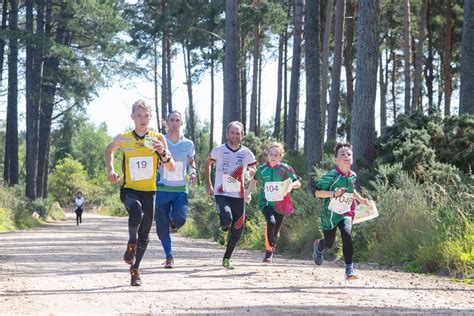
{"left": 353, "top": 190, "right": 369, "bottom": 205}
{"left": 188, "top": 156, "right": 198, "bottom": 185}
{"left": 290, "top": 179, "right": 301, "bottom": 190}
{"left": 315, "top": 188, "right": 346, "bottom": 199}
{"left": 204, "top": 157, "right": 214, "bottom": 196}
{"left": 245, "top": 179, "right": 257, "bottom": 203}
{"left": 154, "top": 134, "right": 175, "bottom": 171}
{"left": 104, "top": 134, "right": 122, "bottom": 184}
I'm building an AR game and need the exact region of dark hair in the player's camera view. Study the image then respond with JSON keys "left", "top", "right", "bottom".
{"left": 167, "top": 111, "right": 182, "bottom": 120}
{"left": 334, "top": 142, "right": 352, "bottom": 157}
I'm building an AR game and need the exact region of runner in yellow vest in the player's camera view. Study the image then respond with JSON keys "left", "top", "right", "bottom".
{"left": 104, "top": 99, "right": 174, "bottom": 286}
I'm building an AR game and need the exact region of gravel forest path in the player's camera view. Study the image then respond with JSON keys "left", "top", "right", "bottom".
{"left": 1, "top": 213, "right": 472, "bottom": 315}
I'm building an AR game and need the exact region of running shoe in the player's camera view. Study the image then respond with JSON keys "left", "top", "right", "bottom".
{"left": 164, "top": 257, "right": 174, "bottom": 269}
{"left": 222, "top": 258, "right": 235, "bottom": 270}
{"left": 130, "top": 267, "right": 142, "bottom": 286}
{"left": 123, "top": 242, "right": 137, "bottom": 265}
{"left": 313, "top": 239, "right": 324, "bottom": 265}
{"left": 170, "top": 220, "right": 178, "bottom": 233}
{"left": 345, "top": 264, "right": 358, "bottom": 281}
{"left": 263, "top": 251, "right": 273, "bottom": 263}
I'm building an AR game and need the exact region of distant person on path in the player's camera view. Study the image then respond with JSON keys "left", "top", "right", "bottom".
{"left": 313, "top": 142, "right": 369, "bottom": 280}
{"left": 245, "top": 142, "right": 301, "bottom": 263}
{"left": 204, "top": 121, "right": 257, "bottom": 270}
{"left": 74, "top": 191, "right": 85, "bottom": 226}
{"left": 104, "top": 99, "right": 174, "bottom": 286}
{"left": 155, "top": 111, "right": 197, "bottom": 269}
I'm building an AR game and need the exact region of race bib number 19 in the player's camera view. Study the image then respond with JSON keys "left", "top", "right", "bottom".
{"left": 328, "top": 192, "right": 354, "bottom": 214}
{"left": 129, "top": 157, "right": 154, "bottom": 181}
{"left": 222, "top": 174, "right": 241, "bottom": 193}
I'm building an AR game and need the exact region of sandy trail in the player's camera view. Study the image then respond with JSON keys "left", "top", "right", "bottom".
{"left": 1, "top": 213, "right": 472, "bottom": 315}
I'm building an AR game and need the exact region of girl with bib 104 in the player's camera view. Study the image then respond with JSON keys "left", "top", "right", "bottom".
{"left": 245, "top": 142, "right": 301, "bottom": 263}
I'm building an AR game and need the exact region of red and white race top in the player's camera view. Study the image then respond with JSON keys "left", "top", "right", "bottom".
{"left": 210, "top": 143, "right": 257, "bottom": 198}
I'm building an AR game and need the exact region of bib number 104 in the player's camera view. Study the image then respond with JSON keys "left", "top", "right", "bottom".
{"left": 265, "top": 184, "right": 279, "bottom": 192}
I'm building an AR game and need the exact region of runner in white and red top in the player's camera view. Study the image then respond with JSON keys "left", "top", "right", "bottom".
{"left": 205, "top": 121, "right": 257, "bottom": 270}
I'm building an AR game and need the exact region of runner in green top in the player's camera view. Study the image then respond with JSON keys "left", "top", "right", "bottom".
{"left": 246, "top": 142, "right": 301, "bottom": 263}
{"left": 313, "top": 142, "right": 369, "bottom": 280}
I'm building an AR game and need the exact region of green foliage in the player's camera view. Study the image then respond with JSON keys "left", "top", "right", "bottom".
{"left": 0, "top": 208, "right": 15, "bottom": 232}
{"left": 378, "top": 113, "right": 473, "bottom": 176}
{"left": 433, "top": 115, "right": 474, "bottom": 173}
{"left": 28, "top": 199, "right": 51, "bottom": 218}
{"left": 184, "top": 114, "right": 211, "bottom": 183}
{"left": 186, "top": 186, "right": 222, "bottom": 241}
{"left": 241, "top": 132, "right": 275, "bottom": 163}
{"left": 354, "top": 170, "right": 473, "bottom": 277}
{"left": 96, "top": 194, "right": 126, "bottom": 217}
{"left": 48, "top": 203, "right": 66, "bottom": 220}
{"left": 49, "top": 156, "right": 90, "bottom": 207}
{"left": 0, "top": 186, "right": 59, "bottom": 230}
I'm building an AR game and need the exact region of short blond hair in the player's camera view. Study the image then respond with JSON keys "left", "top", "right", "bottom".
{"left": 267, "top": 142, "right": 285, "bottom": 157}
{"left": 132, "top": 99, "right": 152, "bottom": 114}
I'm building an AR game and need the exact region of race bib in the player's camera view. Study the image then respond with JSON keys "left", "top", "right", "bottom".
{"left": 163, "top": 161, "right": 184, "bottom": 181}
{"left": 264, "top": 181, "right": 285, "bottom": 202}
{"left": 129, "top": 157, "right": 154, "bottom": 181}
{"left": 222, "top": 174, "right": 241, "bottom": 192}
{"left": 328, "top": 192, "right": 354, "bottom": 214}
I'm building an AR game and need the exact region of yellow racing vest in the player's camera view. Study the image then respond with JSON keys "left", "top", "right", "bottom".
{"left": 120, "top": 130, "right": 162, "bottom": 191}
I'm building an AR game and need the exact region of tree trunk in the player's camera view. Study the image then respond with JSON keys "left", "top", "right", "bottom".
{"left": 351, "top": 0, "right": 379, "bottom": 171}
{"left": 222, "top": 0, "right": 239, "bottom": 142}
{"left": 412, "top": 0, "right": 427, "bottom": 113}
{"left": 4, "top": 0, "right": 19, "bottom": 185}
{"left": 209, "top": 38, "right": 215, "bottom": 152}
{"left": 283, "top": 21, "right": 288, "bottom": 143}
{"left": 167, "top": 39, "right": 172, "bottom": 112}
{"left": 320, "top": 0, "right": 333, "bottom": 135}
{"left": 403, "top": 0, "right": 412, "bottom": 113}
{"left": 343, "top": 0, "right": 355, "bottom": 141}
{"left": 283, "top": 0, "right": 290, "bottom": 143}
{"left": 257, "top": 52, "right": 262, "bottom": 136}
{"left": 437, "top": 59, "right": 443, "bottom": 112}
{"left": 286, "top": 0, "right": 304, "bottom": 151}
{"left": 153, "top": 39, "right": 161, "bottom": 132}
{"left": 391, "top": 48, "right": 397, "bottom": 120}
{"left": 443, "top": 0, "right": 453, "bottom": 116}
{"left": 305, "top": 0, "right": 322, "bottom": 193}
{"left": 460, "top": 0, "right": 474, "bottom": 114}
{"left": 379, "top": 50, "right": 388, "bottom": 134}
{"left": 25, "top": 0, "right": 45, "bottom": 199}
{"left": 37, "top": 60, "right": 58, "bottom": 198}
{"left": 36, "top": 0, "right": 67, "bottom": 197}
{"left": 240, "top": 52, "right": 247, "bottom": 132}
{"left": 249, "top": 21, "right": 260, "bottom": 134}
{"left": 183, "top": 42, "right": 195, "bottom": 143}
{"left": 161, "top": 0, "right": 168, "bottom": 132}
{"left": 273, "top": 33, "right": 284, "bottom": 140}
{"left": 0, "top": 0, "right": 7, "bottom": 89}
{"left": 425, "top": 0, "right": 434, "bottom": 115}
{"left": 327, "top": 0, "right": 345, "bottom": 143}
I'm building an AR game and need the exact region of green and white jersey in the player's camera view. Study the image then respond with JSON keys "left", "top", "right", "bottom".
{"left": 316, "top": 167, "right": 357, "bottom": 230}
{"left": 254, "top": 162, "right": 299, "bottom": 215}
